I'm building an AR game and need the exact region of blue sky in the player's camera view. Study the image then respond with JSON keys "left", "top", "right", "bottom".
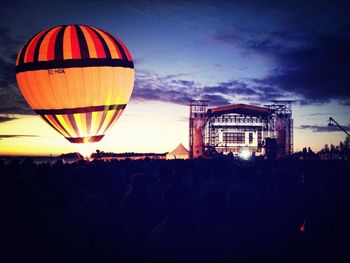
{"left": 0, "top": 0, "right": 349, "bottom": 154}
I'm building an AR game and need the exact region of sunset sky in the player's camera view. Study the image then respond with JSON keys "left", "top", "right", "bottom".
{"left": 0, "top": 0, "right": 349, "bottom": 156}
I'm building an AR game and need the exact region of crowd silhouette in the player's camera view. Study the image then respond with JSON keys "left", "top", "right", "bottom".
{"left": 2, "top": 157, "right": 350, "bottom": 262}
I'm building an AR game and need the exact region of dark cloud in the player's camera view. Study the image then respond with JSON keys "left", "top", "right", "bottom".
{"left": 132, "top": 71, "right": 261, "bottom": 106}
{"left": 0, "top": 134, "right": 38, "bottom": 140}
{"left": 214, "top": 28, "right": 307, "bottom": 56}
{"left": 132, "top": 70, "right": 293, "bottom": 107}
{"left": 340, "top": 100, "right": 350, "bottom": 106}
{"left": 0, "top": 26, "right": 22, "bottom": 56}
{"left": 132, "top": 71, "right": 198, "bottom": 105}
{"left": 202, "top": 79, "right": 288, "bottom": 105}
{"left": 199, "top": 94, "right": 230, "bottom": 106}
{"left": 212, "top": 1, "right": 350, "bottom": 105}
{"left": 170, "top": 79, "right": 195, "bottom": 87}
{"left": 298, "top": 124, "right": 350, "bottom": 133}
{"left": 0, "top": 27, "right": 18, "bottom": 90}
{"left": 215, "top": 31, "right": 350, "bottom": 105}
{"left": 0, "top": 115, "right": 16, "bottom": 123}
{"left": 265, "top": 34, "right": 350, "bottom": 104}
{"left": 203, "top": 80, "right": 247, "bottom": 94}
{"left": 300, "top": 112, "right": 331, "bottom": 117}
{"left": 0, "top": 26, "right": 32, "bottom": 115}
{"left": 0, "top": 57, "right": 14, "bottom": 88}
{"left": 0, "top": 105, "right": 33, "bottom": 115}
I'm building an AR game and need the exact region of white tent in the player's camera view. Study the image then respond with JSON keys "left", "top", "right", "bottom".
{"left": 166, "top": 143, "right": 189, "bottom": 160}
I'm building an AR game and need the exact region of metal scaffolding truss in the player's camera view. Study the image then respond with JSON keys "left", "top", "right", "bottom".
{"left": 189, "top": 100, "right": 294, "bottom": 158}
{"left": 266, "top": 100, "right": 293, "bottom": 117}
{"left": 265, "top": 100, "right": 293, "bottom": 155}
{"left": 189, "top": 100, "right": 209, "bottom": 159}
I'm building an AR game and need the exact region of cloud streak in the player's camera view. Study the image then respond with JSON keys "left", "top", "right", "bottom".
{"left": 0, "top": 115, "right": 16, "bottom": 123}
{"left": 0, "top": 134, "right": 38, "bottom": 140}
{"left": 298, "top": 124, "right": 350, "bottom": 133}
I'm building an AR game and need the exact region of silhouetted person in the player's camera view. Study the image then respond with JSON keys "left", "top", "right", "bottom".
{"left": 194, "top": 189, "right": 232, "bottom": 262}
{"left": 120, "top": 173, "right": 149, "bottom": 261}
{"left": 143, "top": 183, "right": 192, "bottom": 262}
{"left": 148, "top": 166, "right": 171, "bottom": 229}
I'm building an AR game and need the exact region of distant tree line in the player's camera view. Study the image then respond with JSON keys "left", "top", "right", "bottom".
{"left": 91, "top": 150, "right": 166, "bottom": 159}
{"left": 295, "top": 136, "right": 350, "bottom": 160}
{"left": 318, "top": 136, "right": 350, "bottom": 160}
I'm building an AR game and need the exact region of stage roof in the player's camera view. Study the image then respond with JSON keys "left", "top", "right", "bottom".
{"left": 208, "top": 104, "right": 273, "bottom": 117}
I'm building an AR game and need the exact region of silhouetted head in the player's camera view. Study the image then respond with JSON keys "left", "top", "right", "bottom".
{"left": 0, "top": 159, "right": 5, "bottom": 170}
{"left": 201, "top": 189, "right": 226, "bottom": 212}
{"left": 129, "top": 173, "right": 147, "bottom": 193}
{"left": 162, "top": 183, "right": 187, "bottom": 218}
{"left": 22, "top": 157, "right": 35, "bottom": 167}
{"left": 226, "top": 182, "right": 259, "bottom": 223}
{"left": 158, "top": 165, "right": 171, "bottom": 184}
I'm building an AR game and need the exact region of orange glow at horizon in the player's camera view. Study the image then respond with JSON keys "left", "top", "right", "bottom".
{"left": 0, "top": 100, "right": 347, "bottom": 156}
{"left": 0, "top": 101, "right": 189, "bottom": 156}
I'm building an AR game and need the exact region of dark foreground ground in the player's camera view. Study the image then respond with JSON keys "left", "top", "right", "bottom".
{"left": 2, "top": 157, "right": 350, "bottom": 262}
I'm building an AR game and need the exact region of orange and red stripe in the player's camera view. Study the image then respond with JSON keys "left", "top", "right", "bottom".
{"left": 16, "top": 25, "right": 133, "bottom": 66}
{"left": 38, "top": 108, "right": 125, "bottom": 143}
{"left": 34, "top": 104, "right": 126, "bottom": 143}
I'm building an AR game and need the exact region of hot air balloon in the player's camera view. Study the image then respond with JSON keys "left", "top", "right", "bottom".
{"left": 15, "top": 25, "right": 134, "bottom": 143}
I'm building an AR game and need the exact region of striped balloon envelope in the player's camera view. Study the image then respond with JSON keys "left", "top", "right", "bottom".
{"left": 15, "top": 25, "right": 134, "bottom": 143}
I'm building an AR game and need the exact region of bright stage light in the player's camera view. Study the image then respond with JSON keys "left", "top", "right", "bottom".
{"left": 74, "top": 142, "right": 99, "bottom": 160}
{"left": 239, "top": 149, "right": 252, "bottom": 160}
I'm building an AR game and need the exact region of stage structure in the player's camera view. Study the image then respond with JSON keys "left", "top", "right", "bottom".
{"left": 189, "top": 100, "right": 293, "bottom": 159}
